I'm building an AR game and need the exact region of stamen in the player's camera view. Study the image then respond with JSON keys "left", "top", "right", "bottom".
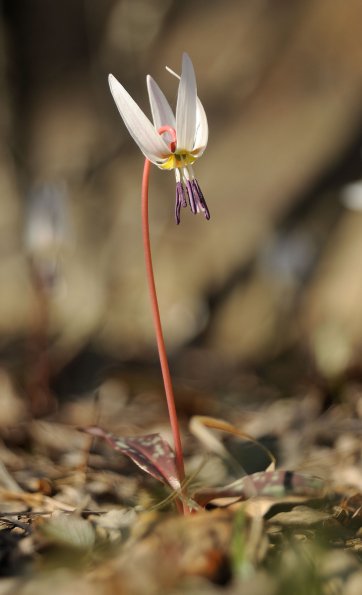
{"left": 192, "top": 179, "right": 210, "bottom": 220}
{"left": 175, "top": 169, "right": 187, "bottom": 208}
{"left": 175, "top": 182, "right": 186, "bottom": 225}
{"left": 185, "top": 180, "right": 197, "bottom": 214}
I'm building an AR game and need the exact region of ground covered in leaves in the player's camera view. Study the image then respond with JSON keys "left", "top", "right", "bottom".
{"left": 0, "top": 360, "right": 362, "bottom": 595}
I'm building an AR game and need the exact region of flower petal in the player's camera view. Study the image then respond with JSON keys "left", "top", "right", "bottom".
{"left": 194, "top": 97, "right": 208, "bottom": 154}
{"left": 166, "top": 65, "right": 208, "bottom": 155}
{"left": 146, "top": 75, "right": 176, "bottom": 131}
{"left": 108, "top": 74, "right": 169, "bottom": 163}
{"left": 176, "top": 53, "right": 197, "bottom": 151}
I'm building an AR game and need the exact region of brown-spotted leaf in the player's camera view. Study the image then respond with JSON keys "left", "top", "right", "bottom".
{"left": 193, "top": 470, "right": 325, "bottom": 507}
{"left": 82, "top": 426, "right": 181, "bottom": 491}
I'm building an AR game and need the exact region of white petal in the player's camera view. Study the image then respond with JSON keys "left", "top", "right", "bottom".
{"left": 146, "top": 75, "right": 176, "bottom": 131}
{"left": 166, "top": 65, "right": 208, "bottom": 154}
{"left": 108, "top": 74, "right": 169, "bottom": 163}
{"left": 194, "top": 97, "right": 208, "bottom": 154}
{"left": 176, "top": 53, "right": 197, "bottom": 151}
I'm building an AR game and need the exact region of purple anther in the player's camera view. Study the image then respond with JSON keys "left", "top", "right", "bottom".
{"left": 175, "top": 177, "right": 210, "bottom": 224}
{"left": 179, "top": 183, "right": 187, "bottom": 208}
{"left": 186, "top": 180, "right": 197, "bottom": 214}
{"left": 175, "top": 182, "right": 186, "bottom": 224}
{"left": 192, "top": 179, "right": 210, "bottom": 220}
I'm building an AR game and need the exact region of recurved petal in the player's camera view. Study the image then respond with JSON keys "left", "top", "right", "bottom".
{"left": 109, "top": 74, "right": 169, "bottom": 163}
{"left": 194, "top": 97, "right": 208, "bottom": 154}
{"left": 146, "top": 75, "right": 176, "bottom": 132}
{"left": 176, "top": 53, "right": 197, "bottom": 151}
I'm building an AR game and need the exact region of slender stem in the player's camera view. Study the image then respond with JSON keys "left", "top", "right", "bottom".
{"left": 141, "top": 158, "right": 188, "bottom": 514}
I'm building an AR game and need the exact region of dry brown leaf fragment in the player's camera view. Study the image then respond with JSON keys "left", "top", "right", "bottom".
{"left": 92, "top": 509, "right": 234, "bottom": 592}
{"left": 189, "top": 416, "right": 276, "bottom": 472}
{"left": 0, "top": 488, "right": 75, "bottom": 513}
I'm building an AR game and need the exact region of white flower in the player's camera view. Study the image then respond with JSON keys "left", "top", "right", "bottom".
{"left": 342, "top": 180, "right": 362, "bottom": 211}
{"left": 24, "top": 182, "right": 71, "bottom": 290}
{"left": 108, "top": 53, "right": 209, "bottom": 224}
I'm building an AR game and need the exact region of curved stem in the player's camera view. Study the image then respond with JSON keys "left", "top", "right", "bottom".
{"left": 141, "top": 158, "right": 187, "bottom": 514}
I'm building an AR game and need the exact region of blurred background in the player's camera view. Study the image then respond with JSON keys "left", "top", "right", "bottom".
{"left": 0, "top": 0, "right": 362, "bottom": 409}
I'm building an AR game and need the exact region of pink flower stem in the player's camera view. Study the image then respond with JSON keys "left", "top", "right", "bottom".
{"left": 141, "top": 158, "right": 188, "bottom": 515}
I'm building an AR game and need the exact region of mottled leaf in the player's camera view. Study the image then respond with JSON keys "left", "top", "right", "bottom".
{"left": 193, "top": 471, "right": 325, "bottom": 507}
{"left": 82, "top": 426, "right": 181, "bottom": 491}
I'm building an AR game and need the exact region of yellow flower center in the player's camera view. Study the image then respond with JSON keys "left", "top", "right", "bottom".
{"left": 160, "top": 151, "right": 196, "bottom": 170}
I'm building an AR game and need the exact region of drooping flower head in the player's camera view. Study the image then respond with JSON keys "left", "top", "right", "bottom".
{"left": 109, "top": 53, "right": 210, "bottom": 224}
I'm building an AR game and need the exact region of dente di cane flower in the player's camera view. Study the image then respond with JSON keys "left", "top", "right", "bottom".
{"left": 109, "top": 53, "right": 210, "bottom": 224}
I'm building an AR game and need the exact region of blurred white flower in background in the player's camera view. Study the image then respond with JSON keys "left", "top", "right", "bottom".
{"left": 24, "top": 181, "right": 72, "bottom": 292}
{"left": 341, "top": 180, "right": 362, "bottom": 211}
